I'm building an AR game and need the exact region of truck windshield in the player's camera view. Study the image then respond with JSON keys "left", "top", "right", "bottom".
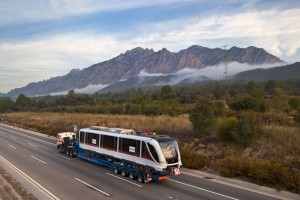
{"left": 155, "top": 137, "right": 179, "bottom": 164}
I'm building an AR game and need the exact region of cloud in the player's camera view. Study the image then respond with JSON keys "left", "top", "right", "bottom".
{"left": 137, "top": 62, "right": 282, "bottom": 83}
{"left": 49, "top": 83, "right": 109, "bottom": 96}
{"left": 0, "top": 0, "right": 192, "bottom": 25}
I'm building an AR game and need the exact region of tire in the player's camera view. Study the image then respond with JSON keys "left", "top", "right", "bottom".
{"left": 129, "top": 172, "right": 135, "bottom": 180}
{"left": 59, "top": 146, "right": 63, "bottom": 153}
{"left": 138, "top": 175, "right": 144, "bottom": 183}
{"left": 114, "top": 168, "right": 119, "bottom": 174}
{"left": 121, "top": 170, "right": 127, "bottom": 177}
{"left": 70, "top": 149, "right": 74, "bottom": 157}
{"left": 66, "top": 149, "right": 70, "bottom": 156}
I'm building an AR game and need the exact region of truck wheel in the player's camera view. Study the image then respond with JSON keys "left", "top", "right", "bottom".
{"left": 70, "top": 150, "right": 74, "bottom": 157}
{"left": 138, "top": 175, "right": 144, "bottom": 183}
{"left": 121, "top": 170, "right": 127, "bottom": 177}
{"left": 129, "top": 172, "right": 135, "bottom": 180}
{"left": 114, "top": 168, "right": 119, "bottom": 174}
{"left": 59, "top": 146, "right": 63, "bottom": 153}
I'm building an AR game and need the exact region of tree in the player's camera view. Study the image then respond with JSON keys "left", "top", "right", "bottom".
{"left": 229, "top": 96, "right": 260, "bottom": 111}
{"left": 15, "top": 94, "right": 33, "bottom": 110}
{"left": 233, "top": 112, "right": 264, "bottom": 147}
{"left": 161, "top": 85, "right": 177, "bottom": 99}
{"left": 189, "top": 98, "right": 216, "bottom": 135}
{"left": 217, "top": 117, "right": 238, "bottom": 142}
{"left": 264, "top": 80, "right": 277, "bottom": 95}
{"left": 271, "top": 88, "right": 289, "bottom": 111}
{"left": 0, "top": 98, "right": 14, "bottom": 112}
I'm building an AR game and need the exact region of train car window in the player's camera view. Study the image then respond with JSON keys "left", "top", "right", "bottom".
{"left": 147, "top": 143, "right": 159, "bottom": 162}
{"left": 86, "top": 132, "right": 99, "bottom": 145}
{"left": 102, "top": 135, "right": 117, "bottom": 150}
{"left": 141, "top": 141, "right": 151, "bottom": 159}
{"left": 120, "top": 138, "right": 140, "bottom": 155}
{"left": 79, "top": 131, "right": 85, "bottom": 143}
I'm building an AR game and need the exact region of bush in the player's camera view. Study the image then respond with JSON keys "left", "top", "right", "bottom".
{"left": 229, "top": 96, "right": 260, "bottom": 111}
{"left": 217, "top": 117, "right": 238, "bottom": 142}
{"left": 181, "top": 146, "right": 207, "bottom": 169}
{"left": 189, "top": 98, "right": 216, "bottom": 135}
{"left": 220, "top": 155, "right": 245, "bottom": 177}
{"left": 220, "top": 157, "right": 300, "bottom": 193}
{"left": 233, "top": 112, "right": 264, "bottom": 147}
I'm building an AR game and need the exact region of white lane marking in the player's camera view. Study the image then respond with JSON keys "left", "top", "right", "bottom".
{"left": 54, "top": 153, "right": 71, "bottom": 160}
{"left": 8, "top": 144, "right": 16, "bottom": 149}
{"left": 74, "top": 178, "right": 110, "bottom": 197}
{"left": 0, "top": 155, "right": 60, "bottom": 200}
{"left": 10, "top": 136, "right": 16, "bottom": 139}
{"left": 30, "top": 156, "right": 47, "bottom": 164}
{"left": 28, "top": 143, "right": 37, "bottom": 147}
{"left": 106, "top": 173, "right": 143, "bottom": 187}
{"left": 168, "top": 179, "right": 239, "bottom": 200}
{"left": 1, "top": 127, "right": 55, "bottom": 146}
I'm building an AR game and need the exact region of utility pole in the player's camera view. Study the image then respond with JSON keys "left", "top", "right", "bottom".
{"left": 221, "top": 45, "right": 229, "bottom": 80}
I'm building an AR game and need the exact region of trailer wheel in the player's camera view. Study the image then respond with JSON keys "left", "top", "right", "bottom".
{"left": 114, "top": 168, "right": 119, "bottom": 174}
{"left": 129, "top": 172, "right": 135, "bottom": 180}
{"left": 138, "top": 175, "right": 144, "bottom": 183}
{"left": 121, "top": 170, "right": 127, "bottom": 177}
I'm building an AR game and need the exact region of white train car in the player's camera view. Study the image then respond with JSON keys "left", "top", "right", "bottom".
{"left": 77, "top": 127, "right": 182, "bottom": 182}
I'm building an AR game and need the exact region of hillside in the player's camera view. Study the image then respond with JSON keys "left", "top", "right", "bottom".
{"left": 234, "top": 62, "right": 300, "bottom": 81}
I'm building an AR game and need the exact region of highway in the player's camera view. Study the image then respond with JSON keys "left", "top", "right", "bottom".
{"left": 0, "top": 124, "right": 282, "bottom": 200}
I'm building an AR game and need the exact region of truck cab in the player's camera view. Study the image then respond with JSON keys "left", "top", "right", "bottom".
{"left": 57, "top": 132, "right": 77, "bottom": 156}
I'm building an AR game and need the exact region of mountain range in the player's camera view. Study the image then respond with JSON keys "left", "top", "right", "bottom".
{"left": 6, "top": 45, "right": 284, "bottom": 97}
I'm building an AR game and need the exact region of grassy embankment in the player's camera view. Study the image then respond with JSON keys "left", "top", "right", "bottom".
{"left": 0, "top": 112, "right": 299, "bottom": 193}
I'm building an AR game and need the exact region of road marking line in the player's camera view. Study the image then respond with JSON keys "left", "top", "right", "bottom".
{"left": 0, "top": 155, "right": 60, "bottom": 200}
{"left": 74, "top": 178, "right": 110, "bottom": 197}
{"left": 30, "top": 156, "right": 47, "bottom": 164}
{"left": 27, "top": 143, "right": 37, "bottom": 147}
{"left": 54, "top": 153, "right": 71, "bottom": 160}
{"left": 10, "top": 136, "right": 16, "bottom": 139}
{"left": 106, "top": 173, "right": 143, "bottom": 187}
{"left": 168, "top": 179, "right": 239, "bottom": 200}
{"left": 8, "top": 144, "right": 16, "bottom": 149}
{"left": 0, "top": 127, "right": 55, "bottom": 146}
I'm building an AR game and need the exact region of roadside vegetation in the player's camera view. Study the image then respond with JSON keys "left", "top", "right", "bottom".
{"left": 1, "top": 79, "right": 300, "bottom": 193}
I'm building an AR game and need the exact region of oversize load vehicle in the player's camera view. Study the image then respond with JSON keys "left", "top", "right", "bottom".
{"left": 57, "top": 127, "right": 182, "bottom": 183}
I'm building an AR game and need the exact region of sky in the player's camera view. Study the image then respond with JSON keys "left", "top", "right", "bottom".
{"left": 0, "top": 0, "right": 300, "bottom": 93}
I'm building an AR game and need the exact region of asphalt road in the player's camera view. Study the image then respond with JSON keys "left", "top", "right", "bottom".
{"left": 0, "top": 124, "right": 281, "bottom": 200}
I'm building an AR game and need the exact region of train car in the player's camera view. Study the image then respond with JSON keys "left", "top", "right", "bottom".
{"left": 74, "top": 127, "right": 182, "bottom": 183}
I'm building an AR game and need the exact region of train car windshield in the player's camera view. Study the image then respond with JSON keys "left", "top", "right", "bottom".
{"left": 155, "top": 137, "right": 179, "bottom": 163}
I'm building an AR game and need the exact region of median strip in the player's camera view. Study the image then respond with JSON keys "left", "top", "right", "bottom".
{"left": 74, "top": 178, "right": 110, "bottom": 197}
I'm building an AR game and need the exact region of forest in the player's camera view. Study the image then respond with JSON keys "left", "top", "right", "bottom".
{"left": 1, "top": 79, "right": 300, "bottom": 193}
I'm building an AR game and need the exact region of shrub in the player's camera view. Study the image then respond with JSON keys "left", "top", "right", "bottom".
{"left": 220, "top": 155, "right": 245, "bottom": 177}
{"left": 181, "top": 146, "right": 207, "bottom": 169}
{"left": 229, "top": 96, "right": 260, "bottom": 111}
{"left": 232, "top": 112, "right": 264, "bottom": 147}
{"left": 189, "top": 98, "right": 216, "bottom": 135}
{"left": 217, "top": 117, "right": 238, "bottom": 142}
